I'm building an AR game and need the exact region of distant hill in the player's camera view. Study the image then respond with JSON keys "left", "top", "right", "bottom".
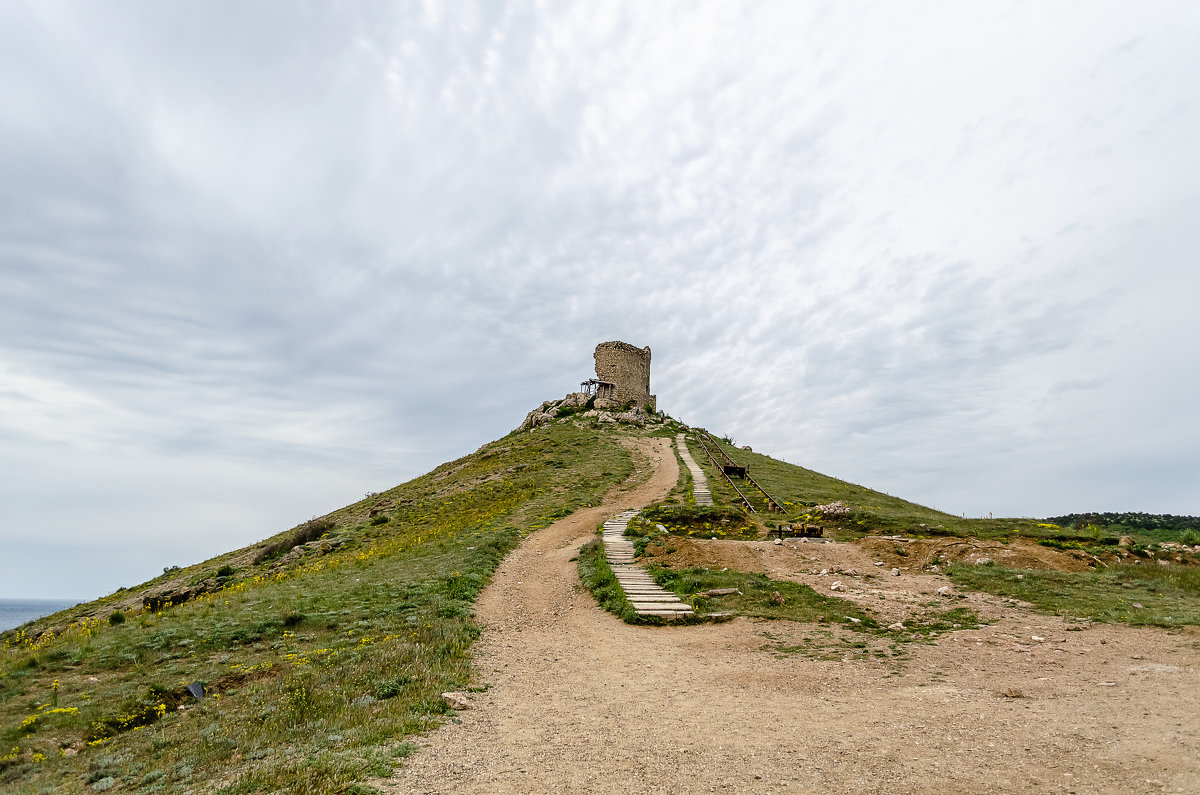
{"left": 1044, "top": 511, "right": 1200, "bottom": 541}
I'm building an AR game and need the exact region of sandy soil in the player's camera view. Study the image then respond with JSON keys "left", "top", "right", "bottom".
{"left": 380, "top": 437, "right": 1200, "bottom": 794}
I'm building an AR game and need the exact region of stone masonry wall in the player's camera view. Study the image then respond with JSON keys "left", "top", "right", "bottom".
{"left": 593, "top": 341, "right": 655, "bottom": 411}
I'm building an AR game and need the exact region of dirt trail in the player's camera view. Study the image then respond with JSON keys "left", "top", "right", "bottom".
{"left": 381, "top": 437, "right": 1200, "bottom": 794}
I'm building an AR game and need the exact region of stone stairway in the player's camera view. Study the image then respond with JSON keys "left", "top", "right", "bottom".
{"left": 601, "top": 510, "right": 694, "bottom": 618}
{"left": 676, "top": 434, "right": 714, "bottom": 506}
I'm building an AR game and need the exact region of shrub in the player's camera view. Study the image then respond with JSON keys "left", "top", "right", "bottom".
{"left": 215, "top": 565, "right": 236, "bottom": 578}
{"left": 281, "top": 611, "right": 306, "bottom": 628}
{"left": 254, "top": 518, "right": 336, "bottom": 564}
{"left": 108, "top": 611, "right": 126, "bottom": 626}
{"left": 374, "top": 676, "right": 414, "bottom": 700}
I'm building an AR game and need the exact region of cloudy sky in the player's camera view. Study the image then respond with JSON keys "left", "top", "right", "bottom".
{"left": 2, "top": 1, "right": 1198, "bottom": 600}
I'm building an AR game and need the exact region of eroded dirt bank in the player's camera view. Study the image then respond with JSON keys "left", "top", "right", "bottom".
{"left": 381, "top": 437, "right": 1200, "bottom": 794}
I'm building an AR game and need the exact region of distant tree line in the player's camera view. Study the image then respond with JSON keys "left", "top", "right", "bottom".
{"left": 1045, "top": 512, "right": 1200, "bottom": 533}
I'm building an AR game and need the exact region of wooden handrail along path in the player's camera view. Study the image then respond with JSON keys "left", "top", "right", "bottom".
{"left": 697, "top": 431, "right": 787, "bottom": 514}
{"left": 693, "top": 432, "right": 757, "bottom": 512}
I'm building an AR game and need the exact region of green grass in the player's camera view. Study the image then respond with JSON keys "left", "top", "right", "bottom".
{"left": 948, "top": 561, "right": 1200, "bottom": 627}
{"left": 692, "top": 434, "right": 1175, "bottom": 545}
{"left": 625, "top": 505, "right": 758, "bottom": 549}
{"left": 647, "top": 566, "right": 875, "bottom": 624}
{"left": 0, "top": 422, "right": 636, "bottom": 794}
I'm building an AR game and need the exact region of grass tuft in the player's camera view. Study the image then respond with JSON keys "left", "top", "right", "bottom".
{"left": 948, "top": 561, "right": 1200, "bottom": 626}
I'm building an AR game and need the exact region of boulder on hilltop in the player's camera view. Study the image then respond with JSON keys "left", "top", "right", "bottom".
{"left": 517, "top": 393, "right": 661, "bottom": 432}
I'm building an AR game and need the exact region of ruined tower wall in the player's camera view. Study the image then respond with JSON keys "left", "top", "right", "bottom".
{"left": 594, "top": 341, "right": 655, "bottom": 411}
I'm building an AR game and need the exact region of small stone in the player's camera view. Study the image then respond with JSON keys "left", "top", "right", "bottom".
{"left": 890, "top": 568, "right": 900, "bottom": 576}
{"left": 829, "top": 581, "right": 846, "bottom": 592}
{"left": 773, "top": 538, "right": 782, "bottom": 546}
{"left": 887, "top": 622, "right": 905, "bottom": 631}
{"left": 655, "top": 524, "right": 668, "bottom": 533}
{"left": 874, "top": 562, "right": 884, "bottom": 567}
{"left": 1118, "top": 535, "right": 1134, "bottom": 547}
{"left": 1031, "top": 636, "right": 1045, "bottom": 642}
{"left": 1016, "top": 574, "right": 1024, "bottom": 579}
{"left": 818, "top": 568, "right": 829, "bottom": 576}
{"left": 843, "top": 568, "right": 858, "bottom": 577}
{"left": 846, "top": 616, "right": 862, "bottom": 624}
{"left": 936, "top": 586, "right": 952, "bottom": 597}
{"left": 1132, "top": 603, "right": 1144, "bottom": 609}
{"left": 441, "top": 692, "right": 470, "bottom": 710}
{"left": 770, "top": 591, "right": 785, "bottom": 605}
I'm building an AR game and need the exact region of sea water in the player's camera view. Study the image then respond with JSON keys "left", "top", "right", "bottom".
{"left": 0, "top": 599, "right": 81, "bottom": 632}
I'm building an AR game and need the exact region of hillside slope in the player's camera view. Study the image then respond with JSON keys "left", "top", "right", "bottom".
{"left": 0, "top": 418, "right": 655, "bottom": 793}
{"left": 4, "top": 410, "right": 1195, "bottom": 793}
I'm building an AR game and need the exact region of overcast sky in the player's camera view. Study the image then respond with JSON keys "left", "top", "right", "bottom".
{"left": 2, "top": 1, "right": 1198, "bottom": 600}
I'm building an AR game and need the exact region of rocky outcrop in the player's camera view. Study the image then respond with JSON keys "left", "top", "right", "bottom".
{"left": 814, "top": 500, "right": 851, "bottom": 517}
{"left": 143, "top": 578, "right": 221, "bottom": 612}
{"left": 518, "top": 393, "right": 662, "bottom": 432}
{"left": 269, "top": 537, "right": 346, "bottom": 570}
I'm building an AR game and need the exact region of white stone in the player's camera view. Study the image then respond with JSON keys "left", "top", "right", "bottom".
{"left": 829, "top": 581, "right": 846, "bottom": 592}
{"left": 936, "top": 586, "right": 952, "bottom": 596}
{"left": 441, "top": 692, "right": 470, "bottom": 710}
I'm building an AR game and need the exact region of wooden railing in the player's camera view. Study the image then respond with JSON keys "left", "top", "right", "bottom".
{"left": 693, "top": 433, "right": 757, "bottom": 513}
{"left": 698, "top": 431, "right": 786, "bottom": 514}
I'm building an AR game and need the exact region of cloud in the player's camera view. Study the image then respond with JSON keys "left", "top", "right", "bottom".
{"left": 1, "top": 1, "right": 1198, "bottom": 597}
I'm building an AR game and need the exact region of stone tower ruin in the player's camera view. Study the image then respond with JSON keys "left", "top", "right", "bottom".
{"left": 585, "top": 341, "right": 656, "bottom": 411}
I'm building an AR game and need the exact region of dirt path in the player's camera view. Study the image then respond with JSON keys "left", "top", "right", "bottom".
{"left": 381, "top": 437, "right": 1200, "bottom": 794}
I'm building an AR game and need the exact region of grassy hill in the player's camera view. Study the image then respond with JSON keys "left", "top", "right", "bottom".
{"left": 3, "top": 413, "right": 1195, "bottom": 793}
{"left": 0, "top": 419, "right": 645, "bottom": 793}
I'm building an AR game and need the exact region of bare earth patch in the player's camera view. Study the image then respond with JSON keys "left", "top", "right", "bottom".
{"left": 380, "top": 438, "right": 1200, "bottom": 794}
